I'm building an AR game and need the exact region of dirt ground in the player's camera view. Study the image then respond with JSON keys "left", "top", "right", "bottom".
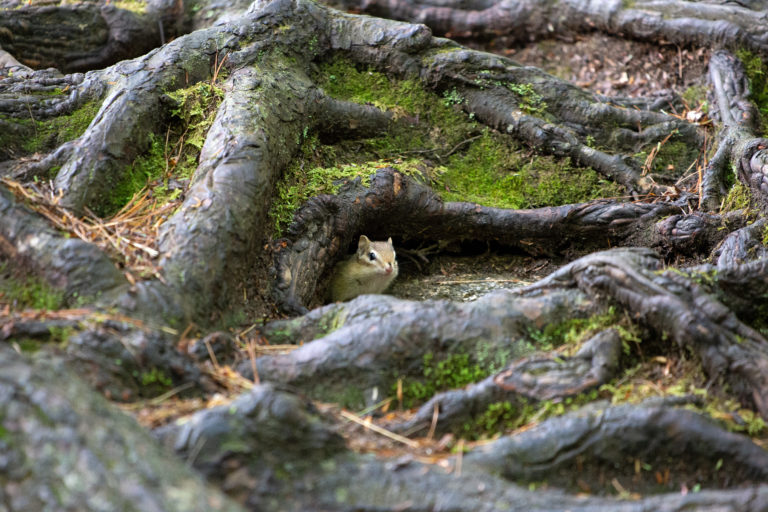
{"left": 479, "top": 32, "right": 711, "bottom": 101}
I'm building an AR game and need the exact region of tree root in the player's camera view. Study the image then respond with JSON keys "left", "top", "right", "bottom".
{"left": 388, "top": 328, "right": 622, "bottom": 437}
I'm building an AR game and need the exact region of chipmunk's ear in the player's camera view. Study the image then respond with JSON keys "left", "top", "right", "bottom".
{"left": 387, "top": 237, "right": 393, "bottom": 245}
{"left": 358, "top": 235, "right": 371, "bottom": 249}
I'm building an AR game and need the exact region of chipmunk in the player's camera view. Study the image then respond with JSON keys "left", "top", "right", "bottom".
{"left": 330, "top": 235, "right": 398, "bottom": 302}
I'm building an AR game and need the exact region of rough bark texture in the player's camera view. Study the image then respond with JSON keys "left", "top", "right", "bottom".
{"left": 0, "top": 346, "right": 243, "bottom": 512}
{"left": 2, "top": 0, "right": 768, "bottom": 509}
{"left": 340, "top": 0, "right": 768, "bottom": 54}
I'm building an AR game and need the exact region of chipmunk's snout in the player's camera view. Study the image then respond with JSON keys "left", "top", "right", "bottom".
{"left": 385, "top": 265, "right": 393, "bottom": 274}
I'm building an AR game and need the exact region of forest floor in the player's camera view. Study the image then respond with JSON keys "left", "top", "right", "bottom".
{"left": 180, "top": 32, "right": 735, "bottom": 462}
{"left": 233, "top": 34, "right": 713, "bottom": 322}
{"left": 480, "top": 32, "right": 710, "bottom": 100}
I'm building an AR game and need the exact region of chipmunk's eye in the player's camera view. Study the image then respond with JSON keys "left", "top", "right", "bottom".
{"left": 369, "top": 252, "right": 376, "bottom": 261}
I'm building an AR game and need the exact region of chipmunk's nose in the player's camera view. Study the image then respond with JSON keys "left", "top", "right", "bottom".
{"left": 385, "top": 265, "right": 393, "bottom": 274}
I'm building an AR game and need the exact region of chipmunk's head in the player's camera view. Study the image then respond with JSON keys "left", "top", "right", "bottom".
{"left": 356, "top": 235, "right": 398, "bottom": 276}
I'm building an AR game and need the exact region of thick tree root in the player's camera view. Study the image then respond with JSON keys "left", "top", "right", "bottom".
{"left": 388, "top": 328, "right": 622, "bottom": 436}
{"left": 274, "top": 168, "right": 692, "bottom": 312}
{"left": 342, "top": 0, "right": 768, "bottom": 55}
{"left": 528, "top": 247, "right": 768, "bottom": 418}
{"left": 0, "top": 0, "right": 185, "bottom": 72}
{"left": 0, "top": 182, "right": 126, "bottom": 302}
{"left": 466, "top": 400, "right": 768, "bottom": 493}
{"left": 702, "top": 50, "right": 768, "bottom": 209}
{"left": 155, "top": 379, "right": 768, "bottom": 510}
{"left": 245, "top": 287, "right": 596, "bottom": 407}
{"left": 0, "top": 0, "right": 711, "bottom": 326}
{"left": 2, "top": 0, "right": 768, "bottom": 507}
{"left": 268, "top": 246, "right": 768, "bottom": 419}
{"left": 0, "top": 346, "right": 242, "bottom": 511}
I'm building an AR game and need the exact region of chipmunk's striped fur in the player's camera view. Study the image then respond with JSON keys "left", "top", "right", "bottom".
{"left": 330, "top": 235, "right": 398, "bottom": 302}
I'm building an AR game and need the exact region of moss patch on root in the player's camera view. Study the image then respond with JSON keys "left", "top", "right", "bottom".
{"left": 269, "top": 57, "right": 624, "bottom": 235}
{"left": 0, "top": 261, "right": 65, "bottom": 311}
{"left": 95, "top": 81, "right": 224, "bottom": 217}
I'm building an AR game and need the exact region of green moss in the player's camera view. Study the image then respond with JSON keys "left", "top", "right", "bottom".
{"left": 712, "top": 406, "right": 766, "bottom": 436}
{"left": 525, "top": 307, "right": 625, "bottom": 350}
{"left": 656, "top": 139, "right": 698, "bottom": 174}
{"left": 261, "top": 309, "right": 347, "bottom": 344}
{"left": 316, "top": 57, "right": 472, "bottom": 153}
{"left": 636, "top": 132, "right": 700, "bottom": 176}
{"left": 270, "top": 147, "right": 432, "bottom": 235}
{"left": 95, "top": 81, "right": 223, "bottom": 217}
{"left": 0, "top": 262, "right": 65, "bottom": 311}
{"left": 319, "top": 58, "right": 456, "bottom": 123}
{"left": 47, "top": 326, "right": 74, "bottom": 345}
{"left": 439, "top": 133, "right": 622, "bottom": 208}
{"left": 316, "top": 309, "right": 347, "bottom": 337}
{"left": 463, "top": 389, "right": 602, "bottom": 439}
{"left": 310, "top": 381, "right": 366, "bottom": 409}
{"left": 167, "top": 81, "right": 225, "bottom": 154}
{"left": 682, "top": 84, "right": 709, "bottom": 112}
{"left": 21, "top": 100, "right": 100, "bottom": 155}
{"left": 721, "top": 180, "right": 752, "bottom": 212}
{"left": 12, "top": 338, "right": 44, "bottom": 352}
{"left": 136, "top": 367, "right": 173, "bottom": 394}
{"left": 271, "top": 56, "right": 623, "bottom": 234}
{"left": 96, "top": 133, "right": 166, "bottom": 217}
{"left": 736, "top": 49, "right": 768, "bottom": 135}
{"left": 470, "top": 400, "right": 535, "bottom": 435}
{"left": 397, "top": 352, "right": 489, "bottom": 408}
{"left": 670, "top": 267, "right": 718, "bottom": 289}
{"left": 206, "top": 305, "right": 248, "bottom": 333}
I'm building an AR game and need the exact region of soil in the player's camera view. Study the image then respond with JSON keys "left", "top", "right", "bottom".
{"left": 476, "top": 32, "right": 711, "bottom": 101}
{"left": 391, "top": 251, "right": 555, "bottom": 302}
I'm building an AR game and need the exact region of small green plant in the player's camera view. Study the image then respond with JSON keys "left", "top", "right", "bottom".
{"left": 506, "top": 83, "right": 547, "bottom": 115}
{"left": 308, "top": 35, "right": 319, "bottom": 56}
{"left": 442, "top": 88, "right": 464, "bottom": 106}
{"left": 138, "top": 367, "right": 173, "bottom": 389}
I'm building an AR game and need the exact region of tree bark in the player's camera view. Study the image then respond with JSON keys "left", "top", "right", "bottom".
{"left": 1, "top": 0, "right": 768, "bottom": 508}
